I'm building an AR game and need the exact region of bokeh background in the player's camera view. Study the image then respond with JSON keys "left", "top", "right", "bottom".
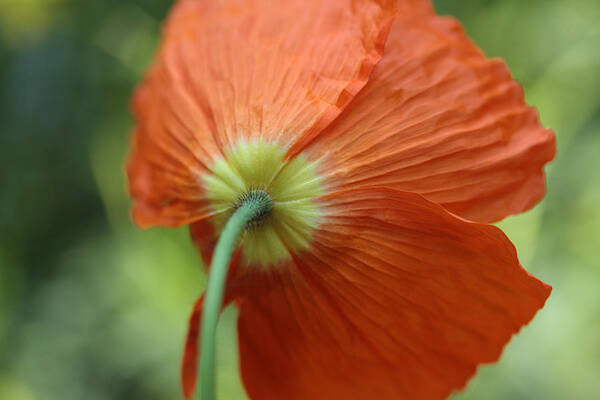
{"left": 1, "top": 0, "right": 599, "bottom": 399}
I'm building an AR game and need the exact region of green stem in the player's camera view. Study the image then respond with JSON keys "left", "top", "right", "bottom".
{"left": 198, "top": 190, "right": 272, "bottom": 400}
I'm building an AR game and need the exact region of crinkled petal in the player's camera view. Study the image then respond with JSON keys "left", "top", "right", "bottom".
{"left": 232, "top": 187, "right": 550, "bottom": 399}
{"left": 127, "top": 0, "right": 396, "bottom": 227}
{"left": 303, "top": 9, "right": 555, "bottom": 223}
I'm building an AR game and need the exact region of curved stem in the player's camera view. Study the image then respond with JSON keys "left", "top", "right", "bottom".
{"left": 198, "top": 191, "right": 272, "bottom": 400}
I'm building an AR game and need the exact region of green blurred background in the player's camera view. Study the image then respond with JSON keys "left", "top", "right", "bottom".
{"left": 1, "top": 0, "right": 599, "bottom": 399}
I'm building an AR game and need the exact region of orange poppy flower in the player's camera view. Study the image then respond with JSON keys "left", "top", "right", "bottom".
{"left": 127, "top": 0, "right": 556, "bottom": 399}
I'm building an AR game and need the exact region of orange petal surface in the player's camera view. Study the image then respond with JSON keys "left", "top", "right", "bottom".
{"left": 127, "top": 0, "right": 396, "bottom": 228}
{"left": 230, "top": 187, "right": 550, "bottom": 399}
{"left": 302, "top": 8, "right": 556, "bottom": 223}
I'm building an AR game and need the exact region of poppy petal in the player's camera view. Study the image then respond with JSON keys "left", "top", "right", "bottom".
{"left": 233, "top": 187, "right": 550, "bottom": 399}
{"left": 181, "top": 296, "right": 204, "bottom": 398}
{"left": 396, "top": 0, "right": 434, "bottom": 15}
{"left": 302, "top": 10, "right": 556, "bottom": 223}
{"left": 127, "top": 0, "right": 396, "bottom": 227}
{"left": 189, "top": 219, "right": 217, "bottom": 267}
{"left": 127, "top": 70, "right": 219, "bottom": 228}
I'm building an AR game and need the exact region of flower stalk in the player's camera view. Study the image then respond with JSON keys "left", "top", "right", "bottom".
{"left": 198, "top": 190, "right": 273, "bottom": 400}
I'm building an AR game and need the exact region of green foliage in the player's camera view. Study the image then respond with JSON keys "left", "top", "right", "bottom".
{"left": 0, "top": 1, "right": 598, "bottom": 399}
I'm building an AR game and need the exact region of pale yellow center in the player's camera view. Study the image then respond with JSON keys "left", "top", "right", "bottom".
{"left": 203, "top": 140, "right": 324, "bottom": 268}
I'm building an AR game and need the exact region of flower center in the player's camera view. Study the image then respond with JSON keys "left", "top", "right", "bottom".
{"left": 203, "top": 140, "right": 324, "bottom": 267}
{"left": 233, "top": 189, "right": 273, "bottom": 229}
